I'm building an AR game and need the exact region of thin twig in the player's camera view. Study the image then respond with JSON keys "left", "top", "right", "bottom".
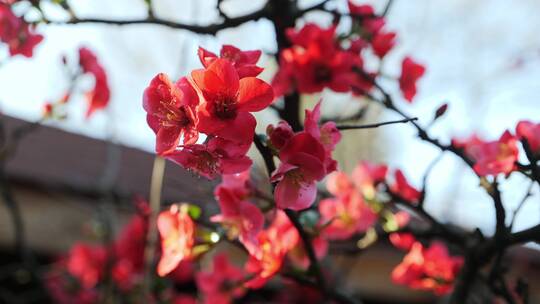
{"left": 143, "top": 156, "right": 166, "bottom": 294}
{"left": 337, "top": 117, "right": 417, "bottom": 130}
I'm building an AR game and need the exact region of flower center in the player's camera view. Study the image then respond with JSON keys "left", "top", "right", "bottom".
{"left": 314, "top": 64, "right": 332, "bottom": 84}
{"left": 213, "top": 96, "right": 238, "bottom": 120}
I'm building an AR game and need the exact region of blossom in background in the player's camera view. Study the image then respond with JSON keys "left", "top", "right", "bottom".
{"left": 0, "top": 4, "right": 43, "bottom": 57}
{"left": 399, "top": 57, "right": 425, "bottom": 102}
{"left": 453, "top": 131, "right": 519, "bottom": 176}
{"left": 196, "top": 254, "right": 246, "bottom": 304}
{"left": 392, "top": 241, "right": 463, "bottom": 295}
{"left": 191, "top": 58, "right": 273, "bottom": 144}
{"left": 372, "top": 31, "right": 396, "bottom": 58}
{"left": 198, "top": 45, "right": 263, "bottom": 78}
{"left": 212, "top": 171, "right": 264, "bottom": 253}
{"left": 390, "top": 169, "right": 421, "bottom": 204}
{"left": 66, "top": 243, "right": 107, "bottom": 289}
{"left": 347, "top": 1, "right": 385, "bottom": 36}
{"left": 319, "top": 161, "right": 384, "bottom": 240}
{"left": 516, "top": 120, "right": 540, "bottom": 156}
{"left": 244, "top": 211, "right": 299, "bottom": 288}
{"left": 143, "top": 74, "right": 199, "bottom": 155}
{"left": 78, "top": 47, "right": 111, "bottom": 118}
{"left": 272, "top": 24, "right": 356, "bottom": 96}
{"left": 157, "top": 204, "right": 196, "bottom": 277}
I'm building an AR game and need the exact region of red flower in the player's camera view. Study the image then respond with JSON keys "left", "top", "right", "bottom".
{"left": 454, "top": 131, "right": 519, "bottom": 176}
{"left": 212, "top": 172, "right": 264, "bottom": 253}
{"left": 273, "top": 24, "right": 356, "bottom": 96}
{"left": 198, "top": 45, "right": 263, "bottom": 78}
{"left": 516, "top": 120, "right": 540, "bottom": 156}
{"left": 392, "top": 241, "right": 463, "bottom": 295}
{"left": 245, "top": 211, "right": 299, "bottom": 288}
{"left": 0, "top": 4, "right": 43, "bottom": 57}
{"left": 45, "top": 272, "right": 98, "bottom": 304}
{"left": 143, "top": 74, "right": 199, "bottom": 155}
{"left": 372, "top": 31, "right": 396, "bottom": 58}
{"left": 271, "top": 132, "right": 326, "bottom": 210}
{"left": 191, "top": 58, "right": 273, "bottom": 144}
{"left": 78, "top": 47, "right": 111, "bottom": 117}
{"left": 391, "top": 169, "right": 421, "bottom": 203}
{"left": 347, "top": 2, "right": 385, "bottom": 35}
{"left": 66, "top": 243, "right": 107, "bottom": 289}
{"left": 399, "top": 57, "right": 425, "bottom": 102}
{"left": 112, "top": 213, "right": 148, "bottom": 290}
{"left": 196, "top": 253, "right": 245, "bottom": 304}
{"left": 166, "top": 136, "right": 252, "bottom": 179}
{"left": 157, "top": 204, "right": 196, "bottom": 277}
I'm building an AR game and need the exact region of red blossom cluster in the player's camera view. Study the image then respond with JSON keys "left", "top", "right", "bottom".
{"left": 272, "top": 1, "right": 425, "bottom": 102}
{"left": 318, "top": 161, "right": 384, "bottom": 240}
{"left": 143, "top": 45, "right": 272, "bottom": 179}
{"left": 0, "top": 3, "right": 42, "bottom": 57}
{"left": 46, "top": 202, "right": 197, "bottom": 303}
{"left": 391, "top": 241, "right": 464, "bottom": 295}
{"left": 387, "top": 212, "right": 463, "bottom": 295}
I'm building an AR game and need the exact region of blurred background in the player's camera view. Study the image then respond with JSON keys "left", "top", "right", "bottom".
{"left": 0, "top": 0, "right": 539, "bottom": 303}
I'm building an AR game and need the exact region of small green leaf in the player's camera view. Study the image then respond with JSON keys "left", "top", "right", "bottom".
{"left": 187, "top": 204, "right": 202, "bottom": 220}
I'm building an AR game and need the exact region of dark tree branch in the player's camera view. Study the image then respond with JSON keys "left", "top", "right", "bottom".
{"left": 337, "top": 117, "right": 417, "bottom": 130}
{"left": 44, "top": 5, "right": 268, "bottom": 35}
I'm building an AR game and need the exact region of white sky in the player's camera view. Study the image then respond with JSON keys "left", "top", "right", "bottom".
{"left": 1, "top": 0, "right": 539, "bottom": 236}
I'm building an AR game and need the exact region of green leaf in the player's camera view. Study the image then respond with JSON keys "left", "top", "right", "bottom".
{"left": 187, "top": 204, "right": 202, "bottom": 220}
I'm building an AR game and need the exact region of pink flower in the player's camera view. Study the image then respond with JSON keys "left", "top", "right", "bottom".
{"left": 391, "top": 169, "right": 421, "bottom": 203}
{"left": 516, "top": 120, "right": 540, "bottom": 156}
{"left": 391, "top": 241, "right": 463, "bottom": 295}
{"left": 166, "top": 136, "right": 252, "bottom": 179}
{"left": 0, "top": 4, "right": 43, "bottom": 57}
{"left": 271, "top": 132, "right": 326, "bottom": 210}
{"left": 454, "top": 131, "right": 519, "bottom": 176}
{"left": 196, "top": 254, "right": 245, "bottom": 304}
{"left": 304, "top": 101, "right": 341, "bottom": 172}
{"left": 319, "top": 162, "right": 384, "bottom": 240}
{"left": 156, "top": 205, "right": 196, "bottom": 277}
{"left": 399, "top": 57, "right": 425, "bottom": 102}
{"left": 198, "top": 45, "right": 263, "bottom": 78}
{"left": 212, "top": 172, "right": 264, "bottom": 253}
{"left": 191, "top": 58, "right": 273, "bottom": 144}
{"left": 66, "top": 243, "right": 107, "bottom": 289}
{"left": 78, "top": 47, "right": 111, "bottom": 118}
{"left": 143, "top": 74, "right": 199, "bottom": 155}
